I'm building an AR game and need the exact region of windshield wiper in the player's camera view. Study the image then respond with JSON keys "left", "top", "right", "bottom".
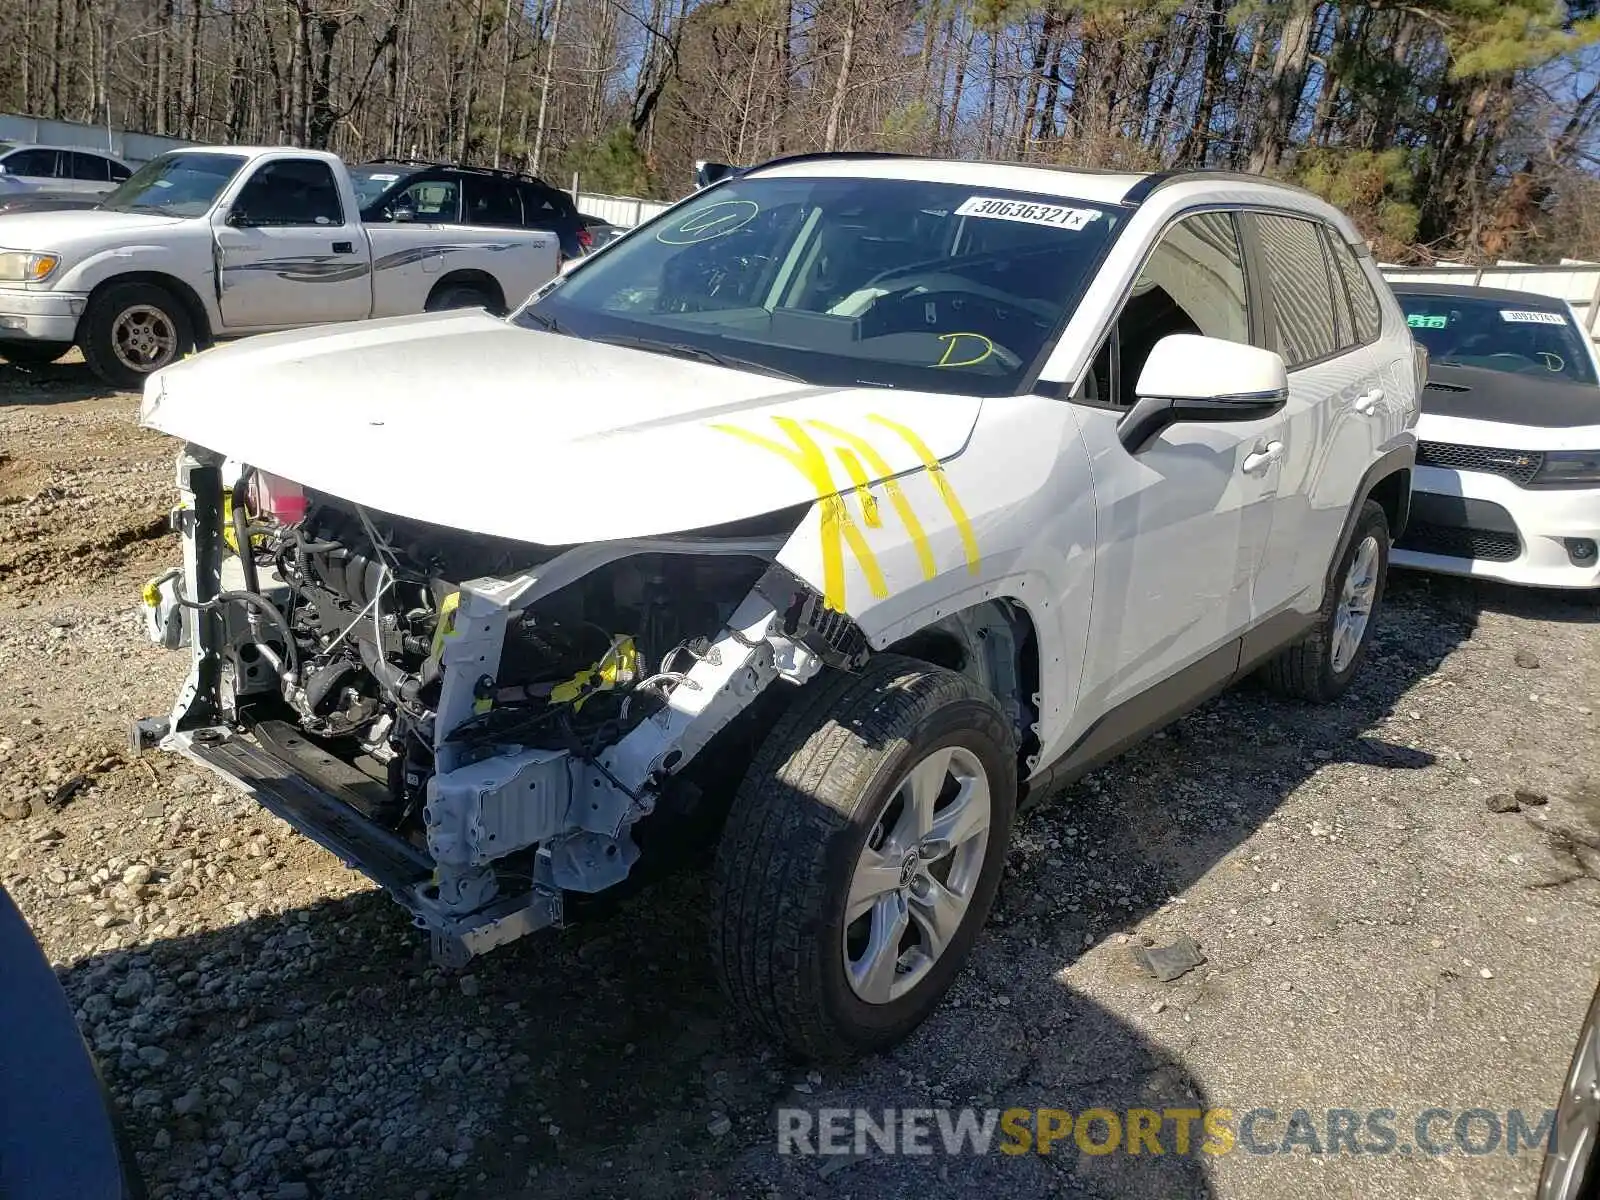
{"left": 590, "top": 334, "right": 805, "bottom": 382}
{"left": 519, "top": 309, "right": 566, "bottom": 335}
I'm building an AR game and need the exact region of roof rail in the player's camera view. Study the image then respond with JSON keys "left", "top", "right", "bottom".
{"left": 361, "top": 157, "right": 555, "bottom": 187}
{"left": 1122, "top": 169, "right": 1319, "bottom": 204}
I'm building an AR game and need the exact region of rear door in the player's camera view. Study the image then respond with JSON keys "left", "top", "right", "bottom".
{"left": 213, "top": 157, "right": 372, "bottom": 329}
{"left": 66, "top": 151, "right": 114, "bottom": 194}
{"left": 1243, "top": 212, "right": 1388, "bottom": 615}
{"left": 462, "top": 176, "right": 524, "bottom": 228}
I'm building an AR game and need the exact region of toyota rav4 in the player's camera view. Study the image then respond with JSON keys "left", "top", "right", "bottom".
{"left": 134, "top": 153, "right": 1419, "bottom": 1059}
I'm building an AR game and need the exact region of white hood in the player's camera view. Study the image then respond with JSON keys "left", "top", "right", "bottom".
{"left": 0, "top": 208, "right": 185, "bottom": 252}
{"left": 140, "top": 311, "right": 984, "bottom": 545}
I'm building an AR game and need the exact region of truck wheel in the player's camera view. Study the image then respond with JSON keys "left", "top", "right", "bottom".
{"left": 711, "top": 654, "right": 1017, "bottom": 1060}
{"left": 82, "top": 282, "right": 193, "bottom": 389}
{"left": 425, "top": 283, "right": 495, "bottom": 313}
{"left": 1260, "top": 499, "right": 1390, "bottom": 703}
{"left": 0, "top": 341, "right": 71, "bottom": 367}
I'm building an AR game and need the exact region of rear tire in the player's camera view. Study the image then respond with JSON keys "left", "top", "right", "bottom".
{"left": 81, "top": 282, "right": 193, "bottom": 390}
{"left": 0, "top": 341, "right": 71, "bottom": 367}
{"left": 1260, "top": 499, "right": 1389, "bottom": 702}
{"left": 711, "top": 655, "right": 1017, "bottom": 1061}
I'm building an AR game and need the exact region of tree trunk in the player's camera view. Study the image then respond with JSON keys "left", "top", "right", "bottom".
{"left": 1247, "top": 0, "right": 1318, "bottom": 173}
{"left": 945, "top": 15, "right": 973, "bottom": 153}
{"left": 492, "top": 0, "right": 515, "bottom": 166}
{"left": 183, "top": 0, "right": 204, "bottom": 138}
{"left": 531, "top": 0, "right": 564, "bottom": 172}
{"left": 1151, "top": 6, "right": 1198, "bottom": 160}
{"left": 458, "top": 0, "right": 486, "bottom": 161}
{"left": 823, "top": 0, "right": 859, "bottom": 152}
{"left": 1015, "top": 15, "right": 1049, "bottom": 159}
{"left": 307, "top": 16, "right": 341, "bottom": 148}
{"left": 51, "top": 0, "right": 68, "bottom": 119}
{"left": 1310, "top": 5, "right": 1353, "bottom": 146}
{"left": 1034, "top": 32, "right": 1063, "bottom": 147}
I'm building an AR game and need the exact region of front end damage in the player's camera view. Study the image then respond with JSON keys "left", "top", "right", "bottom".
{"left": 137, "top": 447, "right": 867, "bottom": 966}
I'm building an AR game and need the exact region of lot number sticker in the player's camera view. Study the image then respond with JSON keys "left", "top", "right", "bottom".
{"left": 955, "top": 196, "right": 1102, "bottom": 231}
{"left": 1500, "top": 309, "right": 1568, "bottom": 326}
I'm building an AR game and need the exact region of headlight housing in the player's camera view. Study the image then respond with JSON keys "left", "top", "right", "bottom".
{"left": 1531, "top": 450, "right": 1600, "bottom": 487}
{"left": 0, "top": 251, "right": 62, "bottom": 283}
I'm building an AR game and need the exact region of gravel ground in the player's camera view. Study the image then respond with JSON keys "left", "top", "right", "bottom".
{"left": 3, "top": 355, "right": 1599, "bottom": 1200}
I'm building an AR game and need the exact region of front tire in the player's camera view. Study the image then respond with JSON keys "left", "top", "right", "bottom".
{"left": 81, "top": 282, "right": 193, "bottom": 389}
{"left": 1261, "top": 498, "right": 1389, "bottom": 702}
{"left": 711, "top": 655, "right": 1017, "bottom": 1061}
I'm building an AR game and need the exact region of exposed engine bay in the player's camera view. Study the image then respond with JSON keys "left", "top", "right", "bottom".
{"left": 265, "top": 497, "right": 774, "bottom": 817}
{"left": 143, "top": 453, "right": 868, "bottom": 965}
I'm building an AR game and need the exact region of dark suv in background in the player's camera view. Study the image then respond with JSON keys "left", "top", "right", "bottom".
{"left": 350, "top": 160, "right": 593, "bottom": 259}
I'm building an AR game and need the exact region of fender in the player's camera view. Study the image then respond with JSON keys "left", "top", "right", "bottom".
{"left": 57, "top": 241, "right": 224, "bottom": 335}
{"left": 1326, "top": 443, "right": 1415, "bottom": 599}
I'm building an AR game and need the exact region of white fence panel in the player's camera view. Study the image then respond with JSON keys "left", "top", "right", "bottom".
{"left": 0, "top": 112, "right": 195, "bottom": 165}
{"left": 575, "top": 192, "right": 671, "bottom": 228}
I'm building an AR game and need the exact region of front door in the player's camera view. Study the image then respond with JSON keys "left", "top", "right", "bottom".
{"left": 1072, "top": 211, "right": 1285, "bottom": 718}
{"left": 213, "top": 157, "right": 371, "bottom": 329}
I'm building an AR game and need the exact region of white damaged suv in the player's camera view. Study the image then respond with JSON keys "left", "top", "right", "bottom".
{"left": 135, "top": 153, "right": 1418, "bottom": 1058}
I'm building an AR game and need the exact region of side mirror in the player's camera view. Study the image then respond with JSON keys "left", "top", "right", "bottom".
{"left": 1118, "top": 334, "right": 1289, "bottom": 453}
{"left": 694, "top": 160, "right": 740, "bottom": 190}
{"left": 226, "top": 208, "right": 254, "bottom": 228}
{"left": 558, "top": 256, "right": 583, "bottom": 276}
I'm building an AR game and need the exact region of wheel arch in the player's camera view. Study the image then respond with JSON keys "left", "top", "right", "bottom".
{"left": 885, "top": 597, "right": 1042, "bottom": 771}
{"left": 1367, "top": 465, "right": 1411, "bottom": 543}
{"left": 81, "top": 272, "right": 214, "bottom": 347}
{"left": 426, "top": 270, "right": 506, "bottom": 314}
{"left": 1325, "top": 445, "right": 1414, "bottom": 603}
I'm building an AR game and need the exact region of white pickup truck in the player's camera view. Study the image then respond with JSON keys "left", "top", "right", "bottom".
{"left": 0, "top": 145, "right": 559, "bottom": 387}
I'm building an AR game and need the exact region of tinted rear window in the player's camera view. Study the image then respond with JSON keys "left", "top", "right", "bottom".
{"left": 1253, "top": 213, "right": 1339, "bottom": 368}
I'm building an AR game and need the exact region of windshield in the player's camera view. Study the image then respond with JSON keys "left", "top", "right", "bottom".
{"left": 350, "top": 167, "right": 418, "bottom": 210}
{"left": 98, "top": 152, "right": 247, "bottom": 217}
{"left": 515, "top": 176, "right": 1123, "bottom": 395}
{"left": 1399, "top": 292, "right": 1598, "bottom": 386}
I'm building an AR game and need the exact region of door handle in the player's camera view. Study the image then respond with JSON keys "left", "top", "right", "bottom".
{"left": 1242, "top": 440, "right": 1285, "bottom": 474}
{"left": 332, "top": 240, "right": 354, "bottom": 255}
{"left": 1353, "top": 388, "right": 1384, "bottom": 415}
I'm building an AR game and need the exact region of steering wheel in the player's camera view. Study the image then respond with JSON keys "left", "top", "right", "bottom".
{"left": 862, "top": 287, "right": 1033, "bottom": 370}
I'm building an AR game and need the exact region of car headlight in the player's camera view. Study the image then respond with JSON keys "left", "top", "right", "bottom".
{"left": 0, "top": 250, "right": 62, "bottom": 283}
{"left": 1532, "top": 450, "right": 1600, "bottom": 487}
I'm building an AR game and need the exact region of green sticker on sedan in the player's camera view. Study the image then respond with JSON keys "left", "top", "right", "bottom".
{"left": 1406, "top": 314, "right": 1449, "bottom": 329}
